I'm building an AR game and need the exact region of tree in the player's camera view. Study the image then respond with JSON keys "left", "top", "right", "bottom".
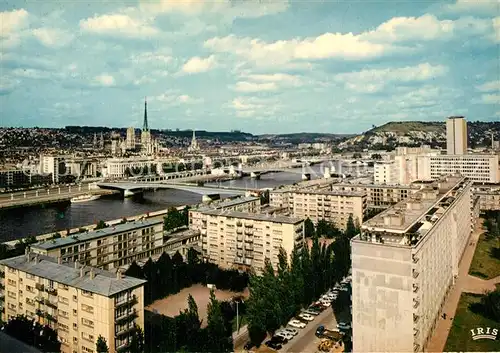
{"left": 480, "top": 288, "right": 500, "bottom": 321}
{"left": 345, "top": 214, "right": 358, "bottom": 239}
{"left": 95, "top": 220, "right": 108, "bottom": 230}
{"left": 3, "top": 315, "right": 61, "bottom": 352}
{"left": 129, "top": 325, "right": 145, "bottom": 353}
{"left": 304, "top": 218, "right": 315, "bottom": 238}
{"left": 206, "top": 289, "right": 233, "bottom": 352}
{"left": 96, "top": 335, "right": 109, "bottom": 353}
{"left": 260, "top": 190, "right": 270, "bottom": 205}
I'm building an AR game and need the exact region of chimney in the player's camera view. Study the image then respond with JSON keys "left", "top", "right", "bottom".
{"left": 57, "top": 257, "right": 62, "bottom": 265}
{"left": 34, "top": 254, "right": 39, "bottom": 264}
{"left": 74, "top": 262, "right": 79, "bottom": 269}
{"left": 80, "top": 265, "right": 85, "bottom": 278}
{"left": 116, "top": 270, "right": 123, "bottom": 280}
{"left": 89, "top": 268, "right": 95, "bottom": 279}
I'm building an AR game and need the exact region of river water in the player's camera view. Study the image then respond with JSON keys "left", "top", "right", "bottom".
{"left": 0, "top": 164, "right": 338, "bottom": 242}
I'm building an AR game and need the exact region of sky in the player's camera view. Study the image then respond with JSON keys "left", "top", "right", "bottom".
{"left": 0, "top": 0, "right": 499, "bottom": 134}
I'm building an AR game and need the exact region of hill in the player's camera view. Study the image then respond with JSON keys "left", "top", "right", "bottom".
{"left": 369, "top": 121, "right": 444, "bottom": 135}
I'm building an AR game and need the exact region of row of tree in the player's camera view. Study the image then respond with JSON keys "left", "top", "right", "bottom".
{"left": 2, "top": 315, "right": 60, "bottom": 352}
{"left": 483, "top": 210, "right": 500, "bottom": 260}
{"left": 124, "top": 248, "right": 248, "bottom": 305}
{"left": 304, "top": 214, "right": 359, "bottom": 239}
{"left": 246, "top": 231, "right": 353, "bottom": 346}
{"left": 144, "top": 292, "right": 234, "bottom": 352}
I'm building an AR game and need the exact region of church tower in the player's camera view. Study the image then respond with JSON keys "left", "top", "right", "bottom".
{"left": 141, "top": 97, "right": 153, "bottom": 155}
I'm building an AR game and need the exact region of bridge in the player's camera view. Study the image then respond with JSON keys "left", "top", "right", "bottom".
{"left": 97, "top": 182, "right": 249, "bottom": 199}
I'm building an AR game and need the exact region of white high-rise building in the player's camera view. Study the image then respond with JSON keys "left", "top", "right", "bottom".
{"left": 351, "top": 175, "right": 473, "bottom": 352}
{"left": 446, "top": 116, "right": 468, "bottom": 155}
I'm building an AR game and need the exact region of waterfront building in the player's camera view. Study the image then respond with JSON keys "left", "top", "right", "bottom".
{"left": 446, "top": 116, "right": 468, "bottom": 155}
{"left": 103, "top": 157, "right": 157, "bottom": 179}
{"left": 30, "top": 220, "right": 165, "bottom": 271}
{"left": 427, "top": 154, "right": 500, "bottom": 183}
{"left": 0, "top": 253, "right": 145, "bottom": 353}
{"left": 291, "top": 190, "right": 367, "bottom": 229}
{"left": 199, "top": 210, "right": 304, "bottom": 273}
{"left": 330, "top": 183, "right": 420, "bottom": 208}
{"left": 39, "top": 154, "right": 66, "bottom": 183}
{"left": 351, "top": 175, "right": 473, "bottom": 352}
{"left": 189, "top": 196, "right": 261, "bottom": 232}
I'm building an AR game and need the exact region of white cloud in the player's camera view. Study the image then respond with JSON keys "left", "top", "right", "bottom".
{"left": 32, "top": 28, "right": 74, "bottom": 48}
{"left": 151, "top": 91, "right": 203, "bottom": 105}
{"left": 244, "top": 73, "right": 302, "bottom": 86}
{"left": 94, "top": 74, "right": 115, "bottom": 87}
{"left": 181, "top": 55, "right": 217, "bottom": 73}
{"left": 0, "top": 77, "right": 21, "bottom": 95}
{"left": 481, "top": 94, "right": 500, "bottom": 104}
{"left": 140, "top": 0, "right": 288, "bottom": 18}
{"left": 80, "top": 14, "right": 158, "bottom": 37}
{"left": 493, "top": 17, "right": 500, "bottom": 42}
{"left": 233, "top": 81, "right": 277, "bottom": 92}
{"left": 476, "top": 80, "right": 500, "bottom": 92}
{"left": 0, "top": 9, "right": 29, "bottom": 38}
{"left": 444, "top": 0, "right": 500, "bottom": 15}
{"left": 334, "top": 63, "right": 448, "bottom": 93}
{"left": 11, "top": 68, "right": 54, "bottom": 80}
{"left": 130, "top": 51, "right": 173, "bottom": 64}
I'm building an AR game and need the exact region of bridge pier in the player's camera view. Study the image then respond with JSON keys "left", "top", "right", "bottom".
{"left": 250, "top": 171, "right": 261, "bottom": 179}
{"left": 302, "top": 173, "right": 311, "bottom": 181}
{"left": 202, "top": 193, "right": 221, "bottom": 203}
{"left": 124, "top": 189, "right": 142, "bottom": 198}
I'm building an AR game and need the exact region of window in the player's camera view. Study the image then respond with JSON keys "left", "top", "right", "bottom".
{"left": 81, "top": 290, "right": 93, "bottom": 298}
{"left": 81, "top": 318, "right": 94, "bottom": 328}
{"left": 59, "top": 296, "right": 69, "bottom": 305}
{"left": 82, "top": 346, "right": 94, "bottom": 353}
{"left": 7, "top": 279, "right": 16, "bottom": 286}
{"left": 81, "top": 304, "right": 94, "bottom": 314}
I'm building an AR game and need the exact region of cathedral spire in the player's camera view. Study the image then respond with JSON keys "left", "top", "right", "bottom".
{"left": 143, "top": 97, "right": 149, "bottom": 131}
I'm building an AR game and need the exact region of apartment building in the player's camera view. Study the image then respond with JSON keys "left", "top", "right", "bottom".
{"left": 189, "top": 196, "right": 261, "bottom": 231}
{"left": 374, "top": 161, "right": 398, "bottom": 185}
{"left": 428, "top": 154, "right": 499, "bottom": 183}
{"left": 351, "top": 175, "right": 473, "bottom": 352}
{"left": 330, "top": 183, "right": 420, "bottom": 208}
{"left": 472, "top": 185, "right": 500, "bottom": 211}
{"left": 31, "top": 220, "right": 165, "bottom": 271}
{"left": 291, "top": 190, "right": 367, "bottom": 229}
{"left": 0, "top": 253, "right": 145, "bottom": 353}
{"left": 200, "top": 210, "right": 304, "bottom": 273}
{"left": 446, "top": 116, "right": 468, "bottom": 155}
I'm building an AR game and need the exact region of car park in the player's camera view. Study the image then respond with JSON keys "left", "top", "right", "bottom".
{"left": 320, "top": 300, "right": 331, "bottom": 307}
{"left": 302, "top": 309, "right": 320, "bottom": 316}
{"left": 298, "top": 313, "right": 315, "bottom": 321}
{"left": 265, "top": 341, "right": 282, "bottom": 350}
{"left": 270, "top": 335, "right": 288, "bottom": 344}
{"left": 288, "top": 319, "right": 306, "bottom": 328}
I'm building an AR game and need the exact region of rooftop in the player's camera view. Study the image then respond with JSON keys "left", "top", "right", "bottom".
{"left": 293, "top": 189, "right": 366, "bottom": 197}
{"left": 332, "top": 183, "right": 420, "bottom": 190}
{"left": 193, "top": 196, "right": 259, "bottom": 212}
{"left": 0, "top": 253, "right": 146, "bottom": 297}
{"left": 201, "top": 209, "right": 303, "bottom": 224}
{"left": 32, "top": 219, "right": 163, "bottom": 250}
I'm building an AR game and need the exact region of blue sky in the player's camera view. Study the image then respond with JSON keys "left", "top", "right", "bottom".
{"left": 0, "top": 0, "right": 498, "bottom": 134}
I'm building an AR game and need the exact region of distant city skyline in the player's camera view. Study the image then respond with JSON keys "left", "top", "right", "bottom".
{"left": 0, "top": 0, "right": 499, "bottom": 134}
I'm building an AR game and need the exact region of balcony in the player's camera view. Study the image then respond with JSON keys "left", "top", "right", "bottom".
{"left": 44, "top": 298, "right": 57, "bottom": 309}
{"left": 116, "top": 324, "right": 136, "bottom": 336}
{"left": 413, "top": 314, "right": 419, "bottom": 323}
{"left": 116, "top": 340, "right": 132, "bottom": 352}
{"left": 413, "top": 299, "right": 420, "bottom": 309}
{"left": 35, "top": 283, "right": 44, "bottom": 291}
{"left": 412, "top": 269, "right": 419, "bottom": 279}
{"left": 414, "top": 329, "right": 419, "bottom": 337}
{"left": 412, "top": 254, "right": 419, "bottom": 264}
{"left": 115, "top": 295, "right": 138, "bottom": 308}
{"left": 45, "top": 312, "right": 57, "bottom": 323}
{"left": 115, "top": 309, "right": 137, "bottom": 325}
{"left": 46, "top": 287, "right": 58, "bottom": 296}
{"left": 414, "top": 344, "right": 421, "bottom": 352}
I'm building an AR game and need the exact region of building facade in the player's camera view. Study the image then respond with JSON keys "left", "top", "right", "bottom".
{"left": 0, "top": 253, "right": 145, "bottom": 353}
{"left": 200, "top": 210, "right": 304, "bottom": 273}
{"left": 31, "top": 220, "right": 165, "bottom": 271}
{"left": 291, "top": 190, "right": 367, "bottom": 229}
{"left": 351, "top": 175, "right": 473, "bottom": 352}
{"left": 446, "top": 116, "right": 468, "bottom": 155}
{"left": 428, "top": 154, "right": 500, "bottom": 183}
{"left": 374, "top": 161, "right": 398, "bottom": 185}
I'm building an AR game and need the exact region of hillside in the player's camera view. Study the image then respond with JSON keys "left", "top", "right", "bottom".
{"left": 369, "top": 121, "right": 444, "bottom": 135}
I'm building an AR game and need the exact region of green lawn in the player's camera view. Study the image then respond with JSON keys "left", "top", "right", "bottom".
{"left": 468, "top": 233, "right": 500, "bottom": 279}
{"left": 445, "top": 293, "right": 500, "bottom": 352}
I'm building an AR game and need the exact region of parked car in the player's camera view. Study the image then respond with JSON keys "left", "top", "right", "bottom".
{"left": 265, "top": 341, "right": 282, "bottom": 350}
{"left": 270, "top": 335, "right": 288, "bottom": 344}
{"left": 275, "top": 331, "right": 294, "bottom": 341}
{"left": 320, "top": 300, "right": 331, "bottom": 307}
{"left": 288, "top": 319, "right": 306, "bottom": 328}
{"left": 309, "top": 304, "right": 324, "bottom": 312}
{"left": 337, "top": 322, "right": 352, "bottom": 330}
{"left": 303, "top": 309, "right": 320, "bottom": 316}
{"left": 282, "top": 327, "right": 299, "bottom": 336}
{"left": 298, "top": 313, "right": 315, "bottom": 321}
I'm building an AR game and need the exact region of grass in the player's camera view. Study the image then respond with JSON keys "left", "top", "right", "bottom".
{"left": 444, "top": 293, "right": 500, "bottom": 352}
{"left": 468, "top": 233, "right": 500, "bottom": 280}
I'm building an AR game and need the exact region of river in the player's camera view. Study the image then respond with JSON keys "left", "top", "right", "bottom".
{"left": 0, "top": 163, "right": 343, "bottom": 242}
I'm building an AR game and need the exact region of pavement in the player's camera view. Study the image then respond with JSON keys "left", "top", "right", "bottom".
{"left": 426, "top": 220, "right": 500, "bottom": 352}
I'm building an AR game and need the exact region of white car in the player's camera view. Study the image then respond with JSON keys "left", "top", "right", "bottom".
{"left": 298, "top": 313, "right": 315, "bottom": 321}
{"left": 283, "top": 327, "right": 299, "bottom": 336}
{"left": 320, "top": 300, "right": 331, "bottom": 307}
{"left": 288, "top": 319, "right": 306, "bottom": 329}
{"left": 337, "top": 322, "right": 352, "bottom": 330}
{"left": 275, "top": 331, "right": 294, "bottom": 340}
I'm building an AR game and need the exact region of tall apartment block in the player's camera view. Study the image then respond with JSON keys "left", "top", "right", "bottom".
{"left": 351, "top": 175, "right": 473, "bottom": 352}
{"left": 30, "top": 220, "right": 166, "bottom": 271}
{"left": 189, "top": 196, "right": 261, "bottom": 232}
{"left": 200, "top": 210, "right": 304, "bottom": 273}
{"left": 0, "top": 253, "right": 145, "bottom": 353}
{"left": 291, "top": 190, "right": 367, "bottom": 229}
{"left": 446, "top": 116, "right": 468, "bottom": 155}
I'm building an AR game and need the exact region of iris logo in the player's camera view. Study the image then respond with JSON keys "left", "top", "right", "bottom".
{"left": 470, "top": 327, "right": 498, "bottom": 341}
